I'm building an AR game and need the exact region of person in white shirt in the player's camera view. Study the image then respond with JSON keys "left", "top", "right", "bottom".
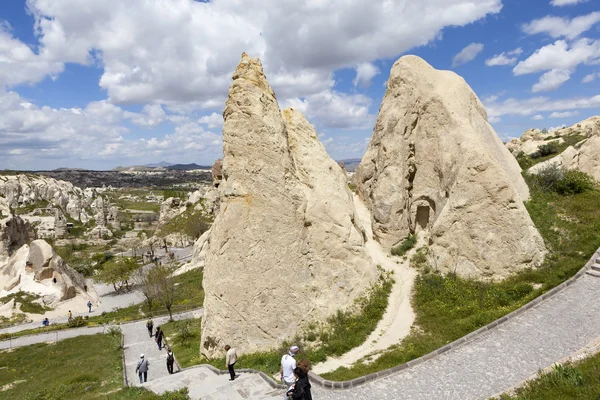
{"left": 225, "top": 344, "right": 238, "bottom": 381}
{"left": 280, "top": 345, "right": 299, "bottom": 387}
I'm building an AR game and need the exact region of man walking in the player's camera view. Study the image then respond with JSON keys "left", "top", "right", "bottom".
{"left": 155, "top": 326, "right": 164, "bottom": 350}
{"left": 166, "top": 348, "right": 175, "bottom": 374}
{"left": 67, "top": 310, "right": 72, "bottom": 322}
{"left": 146, "top": 318, "right": 154, "bottom": 338}
{"left": 87, "top": 300, "right": 92, "bottom": 313}
{"left": 225, "top": 344, "right": 238, "bottom": 381}
{"left": 280, "top": 345, "right": 299, "bottom": 387}
{"left": 136, "top": 354, "right": 149, "bottom": 383}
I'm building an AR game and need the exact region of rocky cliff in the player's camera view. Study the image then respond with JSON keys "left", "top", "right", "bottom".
{"left": 200, "top": 53, "right": 378, "bottom": 357}
{"left": 354, "top": 55, "right": 545, "bottom": 279}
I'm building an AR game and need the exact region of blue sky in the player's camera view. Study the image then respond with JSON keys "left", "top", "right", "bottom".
{"left": 0, "top": 0, "right": 599, "bottom": 170}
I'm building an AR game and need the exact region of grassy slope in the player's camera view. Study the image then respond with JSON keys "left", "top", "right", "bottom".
{"left": 161, "top": 318, "right": 202, "bottom": 368}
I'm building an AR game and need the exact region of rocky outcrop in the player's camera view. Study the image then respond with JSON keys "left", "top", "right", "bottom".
{"left": 211, "top": 159, "right": 223, "bottom": 187}
{"left": 200, "top": 53, "right": 378, "bottom": 357}
{"left": 0, "top": 239, "right": 97, "bottom": 305}
{"left": 159, "top": 197, "right": 183, "bottom": 225}
{"left": 354, "top": 55, "right": 545, "bottom": 280}
{"left": 0, "top": 216, "right": 35, "bottom": 263}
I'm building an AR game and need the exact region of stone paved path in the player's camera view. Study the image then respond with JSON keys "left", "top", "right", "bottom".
{"left": 312, "top": 273, "right": 600, "bottom": 400}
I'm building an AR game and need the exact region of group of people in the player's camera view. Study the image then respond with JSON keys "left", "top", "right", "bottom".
{"left": 136, "top": 318, "right": 176, "bottom": 383}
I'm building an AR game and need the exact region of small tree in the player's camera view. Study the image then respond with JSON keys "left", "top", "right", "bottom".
{"left": 135, "top": 267, "right": 159, "bottom": 312}
{"left": 96, "top": 257, "right": 139, "bottom": 293}
{"left": 148, "top": 261, "right": 178, "bottom": 321}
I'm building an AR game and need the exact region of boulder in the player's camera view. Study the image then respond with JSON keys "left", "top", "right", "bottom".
{"left": 211, "top": 159, "right": 223, "bottom": 187}
{"left": 200, "top": 53, "right": 377, "bottom": 357}
{"left": 354, "top": 55, "right": 545, "bottom": 279}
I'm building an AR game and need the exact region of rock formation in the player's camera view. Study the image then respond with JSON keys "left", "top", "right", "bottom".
{"left": 354, "top": 55, "right": 545, "bottom": 279}
{"left": 0, "top": 239, "right": 97, "bottom": 305}
{"left": 211, "top": 159, "right": 223, "bottom": 187}
{"left": 0, "top": 216, "right": 35, "bottom": 263}
{"left": 200, "top": 53, "right": 378, "bottom": 357}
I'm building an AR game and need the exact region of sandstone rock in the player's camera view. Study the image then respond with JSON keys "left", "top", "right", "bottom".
{"left": 212, "top": 159, "right": 223, "bottom": 187}
{"left": 0, "top": 216, "right": 35, "bottom": 262}
{"left": 159, "top": 197, "right": 183, "bottom": 225}
{"left": 200, "top": 53, "right": 377, "bottom": 358}
{"left": 354, "top": 55, "right": 545, "bottom": 279}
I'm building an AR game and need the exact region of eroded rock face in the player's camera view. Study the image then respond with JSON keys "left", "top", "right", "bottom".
{"left": 354, "top": 55, "right": 545, "bottom": 279}
{"left": 211, "top": 159, "right": 223, "bottom": 187}
{"left": 0, "top": 216, "right": 35, "bottom": 262}
{"left": 200, "top": 53, "right": 377, "bottom": 357}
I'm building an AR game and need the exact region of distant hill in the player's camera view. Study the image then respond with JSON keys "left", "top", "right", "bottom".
{"left": 337, "top": 158, "right": 362, "bottom": 172}
{"left": 167, "top": 163, "right": 211, "bottom": 170}
{"left": 144, "top": 161, "right": 175, "bottom": 168}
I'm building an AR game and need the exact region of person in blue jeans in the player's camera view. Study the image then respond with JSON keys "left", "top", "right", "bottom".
{"left": 136, "top": 354, "right": 149, "bottom": 383}
{"left": 87, "top": 300, "right": 92, "bottom": 312}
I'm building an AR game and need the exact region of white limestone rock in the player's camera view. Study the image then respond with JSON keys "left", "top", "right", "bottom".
{"left": 354, "top": 55, "right": 546, "bottom": 280}
{"left": 200, "top": 53, "right": 378, "bottom": 358}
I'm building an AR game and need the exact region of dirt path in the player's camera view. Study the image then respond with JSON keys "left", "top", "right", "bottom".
{"left": 312, "top": 195, "right": 416, "bottom": 374}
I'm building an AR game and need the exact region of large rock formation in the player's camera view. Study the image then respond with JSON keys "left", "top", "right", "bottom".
{"left": 0, "top": 216, "right": 35, "bottom": 263}
{"left": 200, "top": 54, "right": 378, "bottom": 357}
{"left": 354, "top": 55, "right": 545, "bottom": 279}
{"left": 0, "top": 239, "right": 97, "bottom": 305}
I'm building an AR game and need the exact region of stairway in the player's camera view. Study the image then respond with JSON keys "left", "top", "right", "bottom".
{"left": 585, "top": 258, "right": 600, "bottom": 278}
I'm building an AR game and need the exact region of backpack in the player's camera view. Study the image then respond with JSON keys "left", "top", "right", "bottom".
{"left": 167, "top": 353, "right": 174, "bottom": 364}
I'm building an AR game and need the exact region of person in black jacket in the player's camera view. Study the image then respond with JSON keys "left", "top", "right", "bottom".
{"left": 155, "top": 326, "right": 164, "bottom": 350}
{"left": 285, "top": 359, "right": 312, "bottom": 400}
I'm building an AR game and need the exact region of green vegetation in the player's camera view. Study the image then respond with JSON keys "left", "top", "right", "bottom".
{"left": 95, "top": 257, "right": 139, "bottom": 293}
{"left": 498, "top": 356, "right": 600, "bottom": 400}
{"left": 196, "top": 272, "right": 393, "bottom": 376}
{"left": 161, "top": 318, "right": 202, "bottom": 368}
{"left": 0, "top": 333, "right": 189, "bottom": 399}
{"left": 13, "top": 200, "right": 49, "bottom": 215}
{"left": 54, "top": 243, "right": 113, "bottom": 277}
{"left": 347, "top": 183, "right": 357, "bottom": 193}
{"left": 319, "top": 173, "right": 600, "bottom": 381}
{"left": 528, "top": 165, "right": 596, "bottom": 196}
{"left": 516, "top": 134, "right": 587, "bottom": 170}
{"left": 157, "top": 202, "right": 211, "bottom": 240}
{"left": 118, "top": 200, "right": 161, "bottom": 212}
{"left": 0, "top": 291, "right": 52, "bottom": 314}
{"left": 391, "top": 234, "right": 417, "bottom": 257}
{"left": 163, "top": 189, "right": 189, "bottom": 200}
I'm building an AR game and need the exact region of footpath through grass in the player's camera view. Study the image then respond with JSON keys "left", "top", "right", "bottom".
{"left": 0, "top": 332, "right": 189, "bottom": 399}
{"left": 0, "top": 269, "right": 204, "bottom": 342}
{"left": 320, "top": 177, "right": 600, "bottom": 381}
{"left": 498, "top": 352, "right": 600, "bottom": 400}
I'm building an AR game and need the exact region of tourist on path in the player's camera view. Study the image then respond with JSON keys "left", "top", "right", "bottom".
{"left": 225, "top": 344, "right": 238, "bottom": 381}
{"left": 166, "top": 348, "right": 175, "bottom": 374}
{"left": 280, "top": 345, "right": 299, "bottom": 387}
{"left": 87, "top": 300, "right": 92, "bottom": 313}
{"left": 285, "top": 359, "right": 312, "bottom": 400}
{"left": 146, "top": 318, "right": 154, "bottom": 338}
{"left": 155, "top": 326, "right": 164, "bottom": 350}
{"left": 67, "top": 310, "right": 72, "bottom": 321}
{"left": 136, "top": 354, "right": 150, "bottom": 383}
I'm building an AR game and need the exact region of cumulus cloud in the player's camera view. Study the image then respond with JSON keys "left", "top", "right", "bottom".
{"left": 452, "top": 43, "right": 485, "bottom": 67}
{"left": 485, "top": 48, "right": 523, "bottom": 66}
{"left": 484, "top": 93, "right": 600, "bottom": 118}
{"left": 582, "top": 72, "right": 599, "bottom": 83}
{"left": 125, "top": 104, "right": 167, "bottom": 128}
{"left": 513, "top": 39, "right": 600, "bottom": 75}
{"left": 522, "top": 12, "right": 600, "bottom": 39}
{"left": 550, "top": 0, "right": 589, "bottom": 6}
{"left": 198, "top": 112, "right": 224, "bottom": 129}
{"left": 532, "top": 69, "right": 572, "bottom": 92}
{"left": 550, "top": 111, "right": 579, "bottom": 118}
{"left": 532, "top": 114, "right": 545, "bottom": 120}
{"left": 353, "top": 63, "right": 380, "bottom": 88}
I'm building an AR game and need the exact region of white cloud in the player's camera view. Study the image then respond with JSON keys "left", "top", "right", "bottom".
{"left": 550, "top": 0, "right": 589, "bottom": 6}
{"left": 550, "top": 111, "right": 579, "bottom": 118}
{"left": 452, "top": 43, "right": 485, "bottom": 67}
{"left": 485, "top": 48, "right": 523, "bottom": 66}
{"left": 125, "top": 104, "right": 166, "bottom": 127}
{"left": 522, "top": 12, "right": 600, "bottom": 39}
{"left": 513, "top": 39, "right": 600, "bottom": 75}
{"left": 582, "top": 72, "right": 599, "bottom": 83}
{"left": 353, "top": 63, "right": 380, "bottom": 88}
{"left": 489, "top": 116, "right": 501, "bottom": 123}
{"left": 484, "top": 93, "right": 600, "bottom": 118}
{"left": 532, "top": 69, "right": 572, "bottom": 92}
{"left": 532, "top": 114, "right": 545, "bottom": 120}
{"left": 198, "top": 112, "right": 224, "bottom": 129}
{"left": 3, "top": 0, "right": 501, "bottom": 107}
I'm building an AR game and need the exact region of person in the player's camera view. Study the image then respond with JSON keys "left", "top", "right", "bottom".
{"left": 87, "top": 300, "right": 92, "bottom": 313}
{"left": 280, "top": 345, "right": 299, "bottom": 387}
{"left": 155, "top": 326, "right": 164, "bottom": 350}
{"left": 285, "top": 359, "right": 312, "bottom": 400}
{"left": 67, "top": 310, "right": 72, "bottom": 321}
{"left": 225, "top": 344, "right": 238, "bottom": 381}
{"left": 42, "top": 318, "right": 49, "bottom": 327}
{"left": 136, "top": 354, "right": 149, "bottom": 383}
{"left": 166, "top": 348, "right": 175, "bottom": 374}
{"left": 146, "top": 318, "right": 154, "bottom": 338}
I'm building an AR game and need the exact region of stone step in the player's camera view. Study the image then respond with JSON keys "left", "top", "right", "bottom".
{"left": 586, "top": 270, "right": 600, "bottom": 278}
{"left": 591, "top": 264, "right": 600, "bottom": 272}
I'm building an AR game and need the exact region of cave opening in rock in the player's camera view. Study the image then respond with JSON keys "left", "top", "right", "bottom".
{"left": 415, "top": 205, "right": 430, "bottom": 231}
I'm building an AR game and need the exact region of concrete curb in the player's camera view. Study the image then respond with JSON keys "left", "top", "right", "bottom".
{"left": 179, "top": 364, "right": 287, "bottom": 390}
{"left": 307, "top": 247, "right": 600, "bottom": 390}
{"left": 121, "top": 333, "right": 128, "bottom": 386}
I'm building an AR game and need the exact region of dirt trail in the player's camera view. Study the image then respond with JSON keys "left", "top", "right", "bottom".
{"left": 312, "top": 195, "right": 416, "bottom": 374}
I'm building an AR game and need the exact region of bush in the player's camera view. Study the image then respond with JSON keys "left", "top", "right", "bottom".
{"left": 391, "top": 234, "right": 417, "bottom": 256}
{"left": 67, "top": 316, "right": 88, "bottom": 328}
{"left": 537, "top": 142, "right": 559, "bottom": 157}
{"left": 530, "top": 165, "right": 595, "bottom": 195}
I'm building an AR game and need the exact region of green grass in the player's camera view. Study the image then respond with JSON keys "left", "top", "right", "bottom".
{"left": 117, "top": 200, "right": 160, "bottom": 212}
{"left": 0, "top": 333, "right": 189, "bottom": 399}
{"left": 0, "top": 269, "right": 204, "bottom": 341}
{"left": 498, "top": 355, "right": 600, "bottom": 400}
{"left": 195, "top": 272, "right": 393, "bottom": 376}
{"left": 320, "top": 176, "right": 600, "bottom": 381}
{"left": 161, "top": 318, "right": 202, "bottom": 368}
{"left": 391, "top": 234, "right": 417, "bottom": 256}
{"left": 157, "top": 202, "right": 212, "bottom": 240}
{"left": 0, "top": 291, "right": 52, "bottom": 314}
{"left": 13, "top": 200, "right": 49, "bottom": 215}
{"left": 516, "top": 134, "right": 587, "bottom": 170}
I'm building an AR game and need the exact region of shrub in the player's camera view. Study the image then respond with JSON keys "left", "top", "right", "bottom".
{"left": 391, "top": 234, "right": 417, "bottom": 256}
{"left": 410, "top": 246, "right": 430, "bottom": 271}
{"left": 537, "top": 142, "right": 559, "bottom": 157}
{"left": 530, "top": 165, "right": 595, "bottom": 195}
{"left": 67, "top": 316, "right": 88, "bottom": 328}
